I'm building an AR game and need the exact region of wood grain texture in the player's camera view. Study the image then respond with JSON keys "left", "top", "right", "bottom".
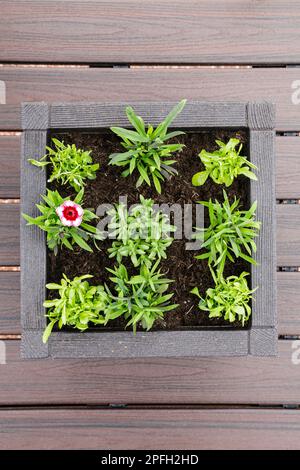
{"left": 0, "top": 105, "right": 20, "bottom": 130}
{"left": 249, "top": 130, "right": 276, "bottom": 328}
{"left": 0, "top": 272, "right": 20, "bottom": 334}
{"left": 49, "top": 101, "right": 247, "bottom": 129}
{"left": 3, "top": 204, "right": 294, "bottom": 266}
{"left": 0, "top": 204, "right": 19, "bottom": 265}
{"left": 277, "top": 204, "right": 300, "bottom": 266}
{"left": 276, "top": 136, "right": 300, "bottom": 199}
{"left": 45, "top": 330, "right": 249, "bottom": 359}
{"left": 0, "top": 134, "right": 299, "bottom": 200}
{"left": 1, "top": 272, "right": 299, "bottom": 335}
{"left": 20, "top": 130, "right": 47, "bottom": 332}
{"left": 0, "top": 67, "right": 300, "bottom": 130}
{"left": 1, "top": 340, "right": 299, "bottom": 405}
{"left": 1, "top": 408, "right": 300, "bottom": 450}
{"left": 278, "top": 272, "right": 300, "bottom": 335}
{"left": 1, "top": 1, "right": 300, "bottom": 64}
{"left": 0, "top": 135, "right": 20, "bottom": 198}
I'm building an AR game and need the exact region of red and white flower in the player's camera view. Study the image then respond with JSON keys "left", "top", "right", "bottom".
{"left": 56, "top": 201, "right": 83, "bottom": 227}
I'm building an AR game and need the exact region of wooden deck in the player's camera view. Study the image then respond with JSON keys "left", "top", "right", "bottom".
{"left": 1, "top": 0, "right": 300, "bottom": 450}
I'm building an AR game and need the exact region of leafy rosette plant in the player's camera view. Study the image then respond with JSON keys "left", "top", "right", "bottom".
{"left": 43, "top": 274, "right": 108, "bottom": 343}
{"left": 107, "top": 195, "right": 176, "bottom": 267}
{"left": 29, "top": 138, "right": 99, "bottom": 192}
{"left": 192, "top": 138, "right": 257, "bottom": 187}
{"left": 22, "top": 189, "right": 103, "bottom": 254}
{"left": 104, "top": 261, "right": 178, "bottom": 333}
{"left": 191, "top": 270, "right": 256, "bottom": 326}
{"left": 195, "top": 190, "right": 260, "bottom": 276}
{"left": 109, "top": 100, "right": 186, "bottom": 193}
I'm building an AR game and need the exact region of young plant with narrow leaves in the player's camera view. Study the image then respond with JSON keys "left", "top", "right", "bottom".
{"left": 192, "top": 138, "right": 257, "bottom": 187}
{"left": 29, "top": 138, "right": 99, "bottom": 192}
{"left": 104, "top": 262, "right": 178, "bottom": 333}
{"left": 191, "top": 270, "right": 256, "bottom": 326}
{"left": 42, "top": 274, "right": 109, "bottom": 343}
{"left": 107, "top": 195, "right": 176, "bottom": 267}
{"left": 109, "top": 100, "right": 186, "bottom": 193}
{"left": 195, "top": 190, "right": 260, "bottom": 276}
{"left": 22, "top": 189, "right": 103, "bottom": 254}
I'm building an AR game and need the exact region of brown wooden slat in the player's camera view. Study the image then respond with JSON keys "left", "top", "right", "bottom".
{"left": 1, "top": 133, "right": 300, "bottom": 200}
{"left": 1, "top": 408, "right": 300, "bottom": 450}
{"left": 0, "top": 272, "right": 19, "bottom": 334}
{"left": 1, "top": 1, "right": 300, "bottom": 64}
{"left": 0, "top": 204, "right": 19, "bottom": 265}
{"left": 276, "top": 137, "right": 300, "bottom": 199}
{"left": 0, "top": 272, "right": 298, "bottom": 335}
{"left": 277, "top": 204, "right": 300, "bottom": 266}
{"left": 0, "top": 67, "right": 300, "bottom": 130}
{"left": 0, "top": 105, "right": 20, "bottom": 130}
{"left": 0, "top": 135, "right": 20, "bottom": 198}
{"left": 0, "top": 340, "right": 299, "bottom": 405}
{"left": 278, "top": 272, "right": 300, "bottom": 335}
{"left": 2, "top": 204, "right": 298, "bottom": 266}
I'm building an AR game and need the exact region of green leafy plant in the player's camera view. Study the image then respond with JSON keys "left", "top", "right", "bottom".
{"left": 42, "top": 274, "right": 109, "bottom": 343}
{"left": 107, "top": 195, "right": 176, "bottom": 267}
{"left": 29, "top": 138, "right": 99, "bottom": 192}
{"left": 22, "top": 189, "right": 103, "bottom": 254}
{"left": 192, "top": 138, "right": 257, "bottom": 187}
{"left": 191, "top": 270, "right": 256, "bottom": 326}
{"left": 104, "top": 262, "right": 178, "bottom": 333}
{"left": 195, "top": 190, "right": 260, "bottom": 275}
{"left": 109, "top": 100, "right": 186, "bottom": 193}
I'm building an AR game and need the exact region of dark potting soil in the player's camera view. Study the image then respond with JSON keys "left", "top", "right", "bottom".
{"left": 47, "top": 129, "right": 251, "bottom": 330}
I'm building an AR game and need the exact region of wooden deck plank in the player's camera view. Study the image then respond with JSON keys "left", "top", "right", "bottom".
{"left": 0, "top": 204, "right": 19, "bottom": 265}
{"left": 278, "top": 272, "right": 300, "bottom": 335}
{"left": 0, "top": 67, "right": 300, "bottom": 130}
{"left": 1, "top": 408, "right": 300, "bottom": 450}
{"left": 277, "top": 205, "right": 300, "bottom": 266}
{"left": 2, "top": 204, "right": 299, "bottom": 266}
{"left": 0, "top": 340, "right": 299, "bottom": 406}
{"left": 0, "top": 105, "right": 20, "bottom": 130}
{"left": 1, "top": 1, "right": 300, "bottom": 64}
{"left": 1, "top": 133, "right": 300, "bottom": 200}
{"left": 0, "top": 272, "right": 298, "bottom": 335}
{"left": 0, "top": 272, "right": 20, "bottom": 334}
{"left": 276, "top": 136, "right": 300, "bottom": 200}
{"left": 0, "top": 135, "right": 20, "bottom": 198}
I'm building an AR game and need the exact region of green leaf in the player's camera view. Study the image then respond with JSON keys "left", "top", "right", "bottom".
{"left": 126, "top": 107, "right": 146, "bottom": 136}
{"left": 152, "top": 174, "right": 161, "bottom": 194}
{"left": 71, "top": 231, "right": 93, "bottom": 252}
{"left": 110, "top": 127, "right": 148, "bottom": 143}
{"left": 192, "top": 171, "right": 209, "bottom": 186}
{"left": 42, "top": 320, "right": 56, "bottom": 343}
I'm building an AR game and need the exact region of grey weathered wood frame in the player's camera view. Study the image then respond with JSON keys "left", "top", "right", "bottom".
{"left": 20, "top": 101, "right": 276, "bottom": 358}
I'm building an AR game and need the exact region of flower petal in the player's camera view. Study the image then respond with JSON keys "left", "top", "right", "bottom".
{"left": 72, "top": 216, "right": 83, "bottom": 227}
{"left": 56, "top": 206, "right": 64, "bottom": 217}
{"left": 75, "top": 204, "right": 84, "bottom": 217}
{"left": 61, "top": 216, "right": 72, "bottom": 227}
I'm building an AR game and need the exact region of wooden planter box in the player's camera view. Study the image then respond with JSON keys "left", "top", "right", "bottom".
{"left": 21, "top": 101, "right": 277, "bottom": 358}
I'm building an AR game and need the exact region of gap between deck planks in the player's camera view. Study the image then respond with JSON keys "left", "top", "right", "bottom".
{"left": 1, "top": 1, "right": 300, "bottom": 65}
{"left": 0, "top": 271, "right": 299, "bottom": 335}
{"left": 1, "top": 134, "right": 300, "bottom": 199}
{"left": 1, "top": 68, "right": 300, "bottom": 130}
{"left": 1, "top": 408, "right": 300, "bottom": 450}
{"left": 1, "top": 340, "right": 300, "bottom": 406}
